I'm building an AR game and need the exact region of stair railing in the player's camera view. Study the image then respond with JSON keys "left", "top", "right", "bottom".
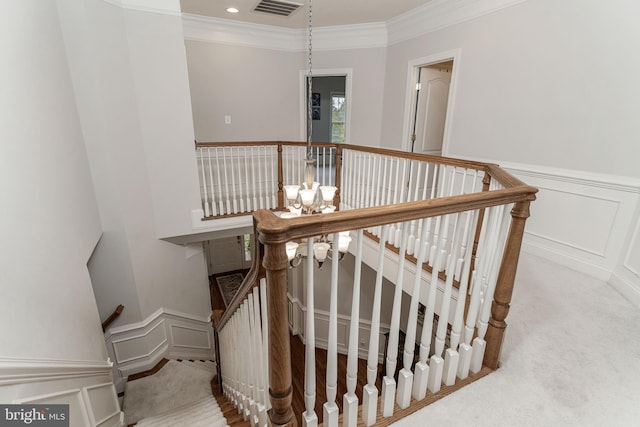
{"left": 207, "top": 144, "right": 536, "bottom": 427}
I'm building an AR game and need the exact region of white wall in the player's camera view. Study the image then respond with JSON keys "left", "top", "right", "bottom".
{"left": 378, "top": 0, "right": 640, "bottom": 305}
{"left": 0, "top": 0, "right": 106, "bottom": 362}
{"left": 380, "top": 0, "right": 640, "bottom": 178}
{"left": 58, "top": 0, "right": 211, "bottom": 325}
{"left": 184, "top": 40, "right": 387, "bottom": 147}
{"left": 186, "top": 41, "right": 302, "bottom": 142}
{"left": 0, "top": 3, "right": 121, "bottom": 422}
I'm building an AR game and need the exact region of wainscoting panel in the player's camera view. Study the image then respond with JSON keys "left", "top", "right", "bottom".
{"left": 0, "top": 359, "right": 120, "bottom": 427}
{"left": 503, "top": 163, "right": 640, "bottom": 281}
{"left": 105, "top": 308, "right": 215, "bottom": 379}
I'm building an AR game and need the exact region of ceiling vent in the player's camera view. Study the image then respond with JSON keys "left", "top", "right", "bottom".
{"left": 253, "top": 0, "right": 303, "bottom": 17}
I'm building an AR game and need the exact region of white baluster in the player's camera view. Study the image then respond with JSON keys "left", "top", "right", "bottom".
{"left": 230, "top": 147, "right": 239, "bottom": 214}
{"left": 254, "top": 148, "right": 262, "bottom": 210}
{"left": 199, "top": 148, "right": 210, "bottom": 217}
{"left": 302, "top": 237, "right": 318, "bottom": 427}
{"left": 251, "top": 290, "right": 267, "bottom": 427}
{"left": 406, "top": 161, "right": 422, "bottom": 255}
{"left": 362, "top": 225, "right": 389, "bottom": 427}
{"left": 397, "top": 215, "right": 429, "bottom": 407}
{"left": 323, "top": 232, "right": 340, "bottom": 427}
{"left": 250, "top": 147, "right": 258, "bottom": 213}
{"left": 382, "top": 224, "right": 409, "bottom": 417}
{"left": 260, "top": 279, "right": 270, "bottom": 411}
{"left": 245, "top": 298, "right": 257, "bottom": 423}
{"left": 207, "top": 148, "right": 218, "bottom": 216}
{"left": 343, "top": 230, "right": 363, "bottom": 427}
{"left": 414, "top": 213, "right": 445, "bottom": 400}
{"left": 263, "top": 146, "right": 270, "bottom": 209}
{"left": 435, "top": 214, "right": 466, "bottom": 387}
{"left": 388, "top": 159, "right": 401, "bottom": 245}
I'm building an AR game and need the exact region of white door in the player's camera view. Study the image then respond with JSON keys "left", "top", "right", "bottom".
{"left": 204, "top": 236, "right": 251, "bottom": 275}
{"left": 412, "top": 66, "right": 452, "bottom": 156}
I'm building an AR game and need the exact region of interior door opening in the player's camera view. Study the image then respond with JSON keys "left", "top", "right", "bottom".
{"left": 409, "top": 60, "right": 454, "bottom": 157}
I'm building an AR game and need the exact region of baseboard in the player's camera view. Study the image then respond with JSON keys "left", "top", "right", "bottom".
{"left": 610, "top": 268, "right": 640, "bottom": 309}
{"left": 105, "top": 308, "right": 215, "bottom": 378}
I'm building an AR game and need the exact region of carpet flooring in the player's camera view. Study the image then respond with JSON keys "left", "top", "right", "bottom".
{"left": 122, "top": 360, "right": 215, "bottom": 425}
{"left": 389, "top": 252, "right": 640, "bottom": 426}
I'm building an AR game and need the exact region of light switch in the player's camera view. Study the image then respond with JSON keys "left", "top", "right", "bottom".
{"left": 224, "top": 115, "right": 231, "bottom": 124}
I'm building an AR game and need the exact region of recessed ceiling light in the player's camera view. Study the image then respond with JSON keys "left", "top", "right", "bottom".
{"left": 226, "top": 7, "right": 239, "bottom": 14}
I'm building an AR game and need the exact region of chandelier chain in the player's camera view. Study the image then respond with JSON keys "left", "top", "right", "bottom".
{"left": 306, "top": 0, "right": 313, "bottom": 159}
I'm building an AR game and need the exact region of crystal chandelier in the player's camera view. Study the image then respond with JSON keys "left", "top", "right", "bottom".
{"left": 280, "top": 0, "right": 350, "bottom": 268}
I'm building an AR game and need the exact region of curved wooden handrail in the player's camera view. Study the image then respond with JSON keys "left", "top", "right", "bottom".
{"left": 213, "top": 228, "right": 266, "bottom": 331}
{"left": 255, "top": 185, "right": 537, "bottom": 245}
{"left": 102, "top": 304, "right": 124, "bottom": 332}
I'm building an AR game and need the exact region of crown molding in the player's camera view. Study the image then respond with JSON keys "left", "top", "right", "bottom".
{"left": 103, "top": 0, "right": 181, "bottom": 16}
{"left": 182, "top": 0, "right": 529, "bottom": 51}
{"left": 182, "top": 14, "right": 387, "bottom": 52}
{"left": 387, "top": 0, "right": 529, "bottom": 45}
{"left": 182, "top": 13, "right": 303, "bottom": 52}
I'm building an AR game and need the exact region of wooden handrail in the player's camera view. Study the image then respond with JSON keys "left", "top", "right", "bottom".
{"left": 254, "top": 186, "right": 537, "bottom": 245}
{"left": 205, "top": 143, "right": 538, "bottom": 427}
{"left": 102, "top": 304, "right": 124, "bottom": 332}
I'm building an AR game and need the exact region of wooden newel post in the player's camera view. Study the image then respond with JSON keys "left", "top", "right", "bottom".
{"left": 484, "top": 200, "right": 532, "bottom": 370}
{"left": 263, "top": 239, "right": 295, "bottom": 426}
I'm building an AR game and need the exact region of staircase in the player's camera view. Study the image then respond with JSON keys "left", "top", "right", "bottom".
{"left": 123, "top": 359, "right": 228, "bottom": 427}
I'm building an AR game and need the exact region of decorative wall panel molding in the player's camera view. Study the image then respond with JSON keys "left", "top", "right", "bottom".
{"left": 105, "top": 308, "right": 215, "bottom": 379}
{"left": 0, "top": 358, "right": 121, "bottom": 427}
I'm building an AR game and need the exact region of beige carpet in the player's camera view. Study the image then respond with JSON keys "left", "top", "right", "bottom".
{"left": 122, "top": 360, "right": 214, "bottom": 425}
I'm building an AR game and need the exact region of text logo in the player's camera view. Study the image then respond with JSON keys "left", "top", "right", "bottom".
{"left": 0, "top": 405, "right": 69, "bottom": 426}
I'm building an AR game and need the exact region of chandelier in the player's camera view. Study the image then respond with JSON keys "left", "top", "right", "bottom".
{"left": 280, "top": 0, "right": 351, "bottom": 268}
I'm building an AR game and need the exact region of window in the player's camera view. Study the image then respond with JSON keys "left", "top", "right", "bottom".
{"left": 331, "top": 92, "right": 345, "bottom": 143}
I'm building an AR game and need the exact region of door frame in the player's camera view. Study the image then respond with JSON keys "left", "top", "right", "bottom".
{"left": 401, "top": 49, "right": 461, "bottom": 156}
{"left": 299, "top": 68, "right": 353, "bottom": 143}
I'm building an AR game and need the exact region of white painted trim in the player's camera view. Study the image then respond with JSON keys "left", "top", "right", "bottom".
{"left": 103, "top": 0, "right": 181, "bottom": 16}
{"left": 387, "top": 0, "right": 529, "bottom": 45}
{"left": 183, "top": 14, "right": 386, "bottom": 52}
{"left": 191, "top": 209, "right": 253, "bottom": 232}
{"left": 610, "top": 270, "right": 640, "bottom": 309}
{"left": 182, "top": 14, "right": 303, "bottom": 52}
{"left": 0, "top": 358, "right": 113, "bottom": 385}
{"left": 181, "top": 1, "right": 528, "bottom": 51}
{"left": 298, "top": 68, "right": 353, "bottom": 144}
{"left": 105, "top": 307, "right": 215, "bottom": 377}
{"left": 624, "top": 218, "right": 640, "bottom": 276}
{"left": 472, "top": 160, "right": 640, "bottom": 298}
{"left": 401, "top": 49, "right": 462, "bottom": 155}
{"left": 112, "top": 320, "right": 167, "bottom": 364}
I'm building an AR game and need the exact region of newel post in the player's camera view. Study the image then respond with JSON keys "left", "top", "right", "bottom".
{"left": 263, "top": 238, "right": 295, "bottom": 426}
{"left": 484, "top": 200, "right": 532, "bottom": 370}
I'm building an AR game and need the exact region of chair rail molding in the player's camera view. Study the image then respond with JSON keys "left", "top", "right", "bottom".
{"left": 491, "top": 160, "right": 640, "bottom": 306}
{"left": 0, "top": 357, "right": 121, "bottom": 427}
{"left": 105, "top": 307, "right": 216, "bottom": 381}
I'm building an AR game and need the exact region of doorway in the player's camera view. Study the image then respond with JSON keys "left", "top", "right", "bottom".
{"left": 404, "top": 51, "right": 460, "bottom": 156}
{"left": 300, "top": 68, "right": 352, "bottom": 144}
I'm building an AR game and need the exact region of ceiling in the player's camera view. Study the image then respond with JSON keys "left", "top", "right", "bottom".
{"left": 180, "top": 0, "right": 434, "bottom": 29}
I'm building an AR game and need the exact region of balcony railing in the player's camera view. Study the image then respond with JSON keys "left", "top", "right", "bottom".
{"left": 198, "top": 141, "right": 537, "bottom": 427}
